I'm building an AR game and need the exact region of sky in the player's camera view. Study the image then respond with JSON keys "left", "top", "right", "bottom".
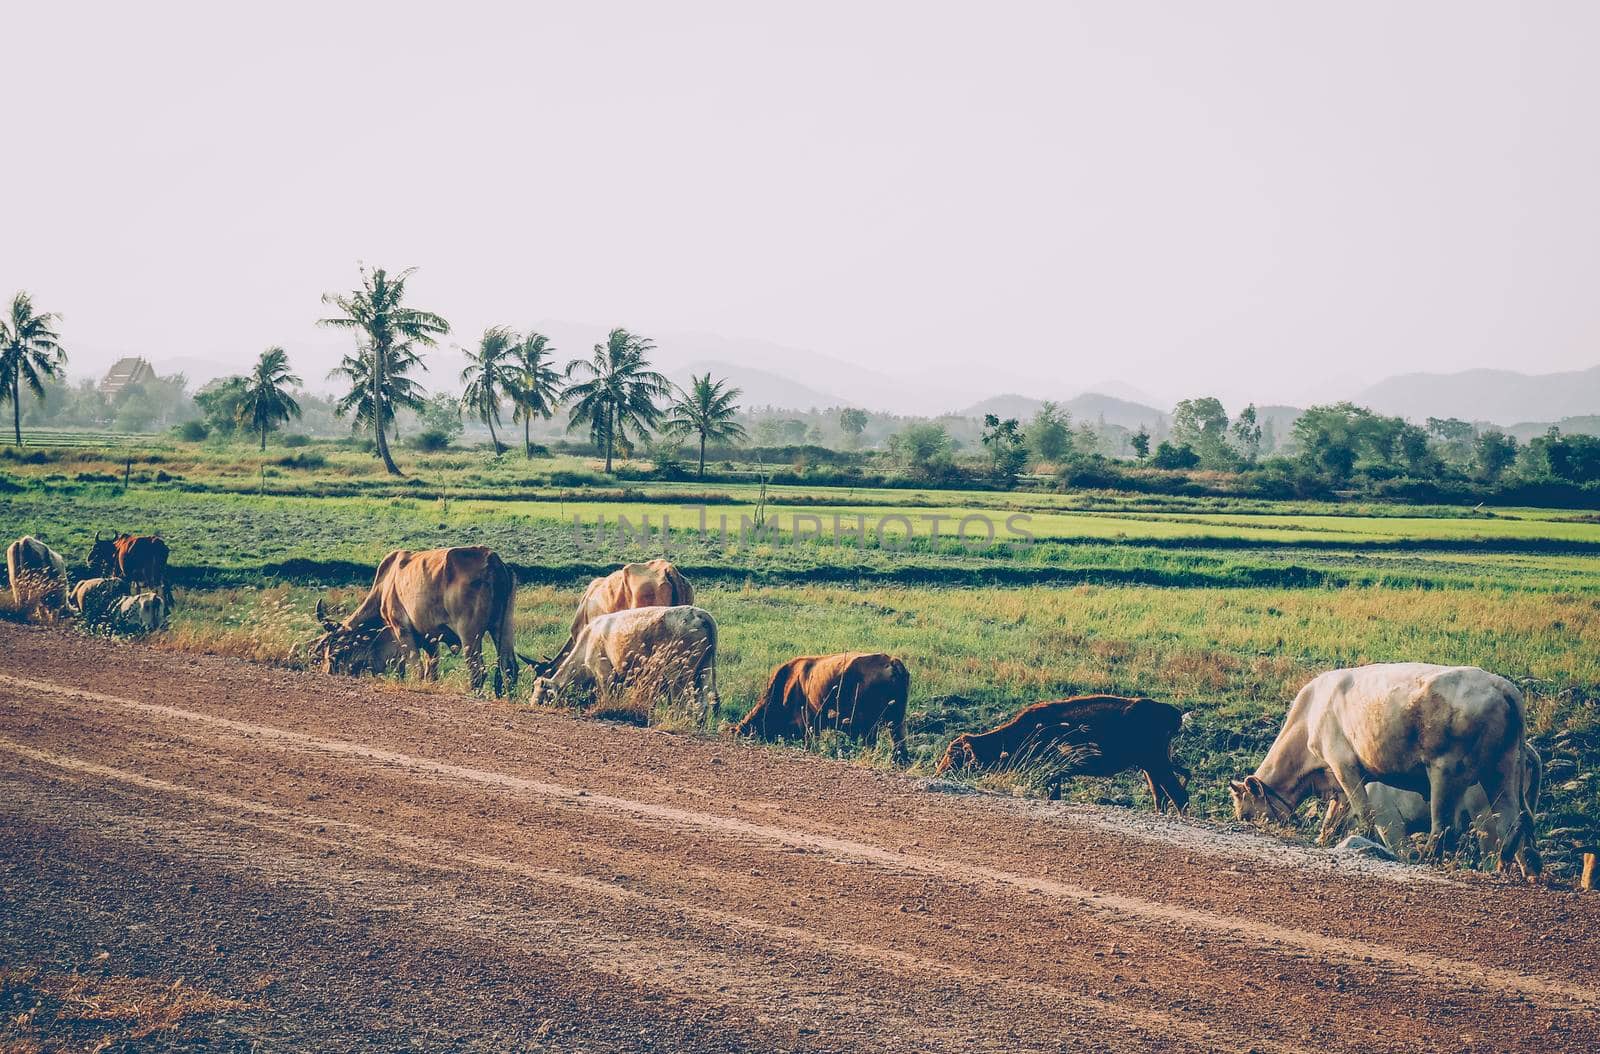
{"left": 6, "top": 1, "right": 1599, "bottom": 412}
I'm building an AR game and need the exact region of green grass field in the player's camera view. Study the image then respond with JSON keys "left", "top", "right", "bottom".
{"left": 4, "top": 437, "right": 1598, "bottom": 875}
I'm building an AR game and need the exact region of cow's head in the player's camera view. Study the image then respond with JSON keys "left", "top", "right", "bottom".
{"left": 527, "top": 677, "right": 558, "bottom": 707}
{"left": 936, "top": 734, "right": 980, "bottom": 775}
{"left": 87, "top": 532, "right": 121, "bottom": 577}
{"left": 304, "top": 599, "right": 380, "bottom": 676}
{"left": 1228, "top": 775, "right": 1290, "bottom": 824}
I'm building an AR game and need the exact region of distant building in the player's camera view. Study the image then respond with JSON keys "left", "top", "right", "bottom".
{"left": 99, "top": 357, "right": 155, "bottom": 397}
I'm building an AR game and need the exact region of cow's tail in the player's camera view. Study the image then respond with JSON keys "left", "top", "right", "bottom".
{"left": 491, "top": 555, "right": 518, "bottom": 697}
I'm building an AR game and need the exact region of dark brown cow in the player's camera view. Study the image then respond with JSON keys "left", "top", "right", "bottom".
{"left": 735, "top": 652, "right": 910, "bottom": 763}
{"left": 308, "top": 546, "right": 517, "bottom": 695}
{"left": 539, "top": 560, "right": 694, "bottom": 674}
{"left": 88, "top": 532, "right": 171, "bottom": 605}
{"left": 937, "top": 696, "right": 1190, "bottom": 810}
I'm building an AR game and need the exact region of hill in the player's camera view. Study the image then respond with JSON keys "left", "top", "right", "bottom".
{"left": 1354, "top": 365, "right": 1600, "bottom": 425}
{"left": 668, "top": 360, "right": 845, "bottom": 413}
{"left": 957, "top": 392, "right": 1169, "bottom": 430}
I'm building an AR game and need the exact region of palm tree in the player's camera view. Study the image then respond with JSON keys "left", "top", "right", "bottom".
{"left": 0, "top": 292, "right": 67, "bottom": 446}
{"left": 563, "top": 328, "right": 669, "bottom": 473}
{"left": 328, "top": 342, "right": 426, "bottom": 439}
{"left": 510, "top": 331, "right": 562, "bottom": 458}
{"left": 459, "top": 326, "right": 519, "bottom": 453}
{"left": 319, "top": 266, "right": 449, "bottom": 475}
{"left": 664, "top": 373, "right": 746, "bottom": 478}
{"left": 238, "top": 347, "right": 303, "bottom": 451}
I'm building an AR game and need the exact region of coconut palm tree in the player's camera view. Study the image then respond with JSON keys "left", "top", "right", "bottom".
{"left": 328, "top": 341, "right": 427, "bottom": 440}
{"left": 459, "top": 326, "right": 519, "bottom": 454}
{"left": 563, "top": 328, "right": 669, "bottom": 473}
{"left": 237, "top": 347, "right": 303, "bottom": 451}
{"left": 510, "top": 331, "right": 562, "bottom": 458}
{"left": 663, "top": 373, "right": 746, "bottom": 478}
{"left": 319, "top": 266, "right": 448, "bottom": 475}
{"left": 0, "top": 292, "right": 67, "bottom": 446}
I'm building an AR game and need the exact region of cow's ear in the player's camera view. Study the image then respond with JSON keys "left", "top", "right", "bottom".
{"left": 1228, "top": 779, "right": 1247, "bottom": 794}
{"left": 1245, "top": 776, "right": 1265, "bottom": 796}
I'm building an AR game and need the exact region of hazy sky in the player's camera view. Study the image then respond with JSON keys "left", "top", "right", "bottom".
{"left": 7, "top": 1, "right": 1599, "bottom": 410}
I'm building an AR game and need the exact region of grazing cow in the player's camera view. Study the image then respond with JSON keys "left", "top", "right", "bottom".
{"left": 1230, "top": 663, "right": 1540, "bottom": 876}
{"left": 109, "top": 592, "right": 165, "bottom": 634}
{"left": 937, "top": 696, "right": 1190, "bottom": 811}
{"left": 527, "top": 605, "right": 719, "bottom": 718}
{"left": 5, "top": 536, "right": 68, "bottom": 614}
{"left": 735, "top": 653, "right": 911, "bottom": 763}
{"left": 537, "top": 560, "right": 694, "bottom": 674}
{"left": 88, "top": 533, "right": 171, "bottom": 606}
{"left": 69, "top": 577, "right": 129, "bottom": 626}
{"left": 305, "top": 622, "right": 407, "bottom": 678}
{"left": 309, "top": 546, "right": 517, "bottom": 695}
{"left": 1320, "top": 742, "right": 1544, "bottom": 855}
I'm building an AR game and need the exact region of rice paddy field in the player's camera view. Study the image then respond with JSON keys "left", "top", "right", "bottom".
{"left": 4, "top": 437, "right": 1599, "bottom": 875}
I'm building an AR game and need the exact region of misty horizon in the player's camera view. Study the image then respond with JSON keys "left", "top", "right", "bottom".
{"left": 7, "top": 2, "right": 1599, "bottom": 416}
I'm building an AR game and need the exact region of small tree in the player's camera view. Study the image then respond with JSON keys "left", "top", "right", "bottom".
{"left": 319, "top": 265, "right": 449, "bottom": 475}
{"left": 1230, "top": 404, "right": 1262, "bottom": 463}
{"left": 0, "top": 292, "right": 67, "bottom": 446}
{"left": 839, "top": 407, "right": 869, "bottom": 447}
{"left": 418, "top": 393, "right": 465, "bottom": 442}
{"left": 1026, "top": 402, "right": 1071, "bottom": 464}
{"left": 980, "top": 414, "right": 1027, "bottom": 486}
{"left": 563, "top": 328, "right": 669, "bottom": 473}
{"left": 1130, "top": 426, "right": 1151, "bottom": 462}
{"left": 1171, "top": 397, "right": 1231, "bottom": 467}
{"left": 890, "top": 422, "right": 957, "bottom": 482}
{"left": 195, "top": 376, "right": 249, "bottom": 436}
{"left": 237, "top": 347, "right": 303, "bottom": 450}
{"left": 1475, "top": 431, "right": 1518, "bottom": 482}
{"left": 510, "top": 332, "right": 562, "bottom": 458}
{"left": 664, "top": 373, "right": 746, "bottom": 478}
{"left": 459, "top": 325, "right": 519, "bottom": 453}
{"left": 1151, "top": 441, "right": 1200, "bottom": 470}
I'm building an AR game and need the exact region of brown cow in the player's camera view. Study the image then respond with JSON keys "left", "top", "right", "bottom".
{"left": 937, "top": 696, "right": 1190, "bottom": 810}
{"left": 538, "top": 560, "right": 693, "bottom": 674}
{"left": 735, "top": 652, "right": 910, "bottom": 763}
{"left": 308, "top": 546, "right": 517, "bottom": 695}
{"left": 88, "top": 532, "right": 171, "bottom": 606}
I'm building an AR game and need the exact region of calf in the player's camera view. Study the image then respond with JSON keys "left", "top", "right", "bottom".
{"left": 109, "top": 592, "right": 166, "bottom": 634}
{"left": 69, "top": 576, "right": 129, "bottom": 626}
{"left": 1230, "top": 663, "right": 1539, "bottom": 877}
{"left": 1320, "top": 742, "right": 1543, "bottom": 857}
{"left": 527, "top": 605, "right": 719, "bottom": 718}
{"left": 937, "top": 696, "right": 1189, "bottom": 811}
{"left": 735, "top": 653, "right": 910, "bottom": 763}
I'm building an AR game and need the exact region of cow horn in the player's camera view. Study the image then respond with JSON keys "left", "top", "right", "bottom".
{"left": 94, "top": 531, "right": 103, "bottom": 543}
{"left": 315, "top": 598, "right": 339, "bottom": 631}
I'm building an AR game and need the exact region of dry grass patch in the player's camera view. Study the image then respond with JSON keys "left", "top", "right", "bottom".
{"left": 0, "top": 966, "right": 252, "bottom": 1051}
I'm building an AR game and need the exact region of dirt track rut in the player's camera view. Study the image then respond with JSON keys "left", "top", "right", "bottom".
{"left": 1, "top": 622, "right": 1597, "bottom": 1052}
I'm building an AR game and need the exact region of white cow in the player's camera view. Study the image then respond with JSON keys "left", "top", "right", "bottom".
{"left": 6, "top": 535, "right": 68, "bottom": 613}
{"left": 110, "top": 592, "right": 166, "bottom": 634}
{"left": 1231, "top": 663, "right": 1539, "bottom": 876}
{"left": 69, "top": 576, "right": 129, "bottom": 625}
{"left": 528, "top": 605, "right": 719, "bottom": 718}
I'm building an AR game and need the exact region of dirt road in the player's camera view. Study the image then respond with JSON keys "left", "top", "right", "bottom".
{"left": 1, "top": 622, "right": 1596, "bottom": 1052}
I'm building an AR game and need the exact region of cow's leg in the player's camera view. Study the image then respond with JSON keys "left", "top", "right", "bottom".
{"left": 1481, "top": 748, "right": 1542, "bottom": 879}
{"left": 1144, "top": 770, "right": 1167, "bottom": 812}
{"left": 1324, "top": 754, "right": 1378, "bottom": 839}
{"left": 1425, "top": 766, "right": 1469, "bottom": 859}
{"left": 465, "top": 632, "right": 488, "bottom": 693}
{"left": 1318, "top": 797, "right": 1347, "bottom": 846}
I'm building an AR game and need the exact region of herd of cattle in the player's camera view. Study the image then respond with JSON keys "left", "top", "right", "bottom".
{"left": 5, "top": 537, "right": 1550, "bottom": 877}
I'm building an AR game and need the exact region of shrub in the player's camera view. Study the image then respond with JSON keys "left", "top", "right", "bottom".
{"left": 274, "top": 451, "right": 328, "bottom": 470}
{"left": 280, "top": 433, "right": 312, "bottom": 448}
{"left": 174, "top": 420, "right": 210, "bottom": 442}
{"left": 411, "top": 429, "right": 452, "bottom": 452}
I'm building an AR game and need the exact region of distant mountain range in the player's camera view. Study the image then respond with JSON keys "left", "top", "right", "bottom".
{"left": 957, "top": 393, "right": 1169, "bottom": 431}
{"left": 1353, "top": 365, "right": 1600, "bottom": 426}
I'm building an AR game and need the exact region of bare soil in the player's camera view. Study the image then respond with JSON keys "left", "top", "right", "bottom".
{"left": 1, "top": 621, "right": 1597, "bottom": 1052}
